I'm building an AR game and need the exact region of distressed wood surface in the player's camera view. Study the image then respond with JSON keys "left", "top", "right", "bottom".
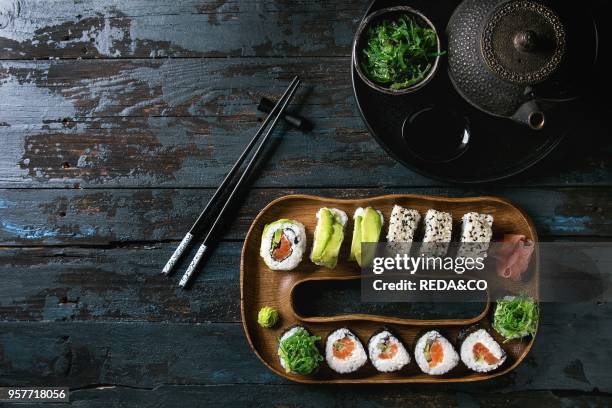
{"left": 0, "top": 59, "right": 610, "bottom": 188}
{"left": 1, "top": 237, "right": 610, "bottom": 323}
{"left": 14, "top": 386, "right": 612, "bottom": 408}
{"left": 1, "top": 302, "right": 611, "bottom": 391}
{"left": 23, "top": 387, "right": 612, "bottom": 408}
{"left": 0, "top": 187, "right": 610, "bottom": 246}
{"left": 0, "top": 0, "right": 611, "bottom": 405}
{"left": 0, "top": 0, "right": 365, "bottom": 59}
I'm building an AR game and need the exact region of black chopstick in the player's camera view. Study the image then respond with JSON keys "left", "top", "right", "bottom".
{"left": 178, "top": 79, "right": 302, "bottom": 288}
{"left": 161, "top": 76, "right": 300, "bottom": 276}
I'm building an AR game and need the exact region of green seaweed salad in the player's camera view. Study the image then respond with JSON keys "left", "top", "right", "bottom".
{"left": 278, "top": 328, "right": 323, "bottom": 375}
{"left": 493, "top": 295, "right": 539, "bottom": 342}
{"left": 361, "top": 14, "right": 443, "bottom": 90}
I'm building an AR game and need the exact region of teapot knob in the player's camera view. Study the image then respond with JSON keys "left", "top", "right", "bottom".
{"left": 513, "top": 30, "right": 538, "bottom": 53}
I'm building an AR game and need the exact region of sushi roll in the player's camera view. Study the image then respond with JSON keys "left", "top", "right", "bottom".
{"left": 349, "top": 207, "right": 384, "bottom": 267}
{"left": 421, "top": 209, "right": 453, "bottom": 256}
{"left": 386, "top": 205, "right": 421, "bottom": 251}
{"left": 260, "top": 219, "right": 307, "bottom": 270}
{"left": 460, "top": 329, "right": 506, "bottom": 373}
{"left": 277, "top": 326, "right": 323, "bottom": 375}
{"left": 457, "top": 212, "right": 494, "bottom": 259}
{"left": 310, "top": 208, "right": 348, "bottom": 268}
{"left": 325, "top": 328, "right": 368, "bottom": 374}
{"left": 368, "top": 329, "right": 411, "bottom": 372}
{"left": 414, "top": 330, "right": 459, "bottom": 375}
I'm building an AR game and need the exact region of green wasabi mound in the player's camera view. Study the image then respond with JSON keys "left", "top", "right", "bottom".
{"left": 257, "top": 306, "right": 279, "bottom": 328}
{"left": 493, "top": 295, "right": 539, "bottom": 342}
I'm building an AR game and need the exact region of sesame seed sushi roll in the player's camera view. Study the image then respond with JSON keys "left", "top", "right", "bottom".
{"left": 421, "top": 209, "right": 453, "bottom": 256}
{"left": 260, "top": 219, "right": 306, "bottom": 271}
{"left": 310, "top": 208, "right": 348, "bottom": 269}
{"left": 325, "top": 328, "right": 368, "bottom": 374}
{"left": 387, "top": 205, "right": 421, "bottom": 252}
{"left": 368, "top": 329, "right": 411, "bottom": 373}
{"left": 277, "top": 326, "right": 323, "bottom": 375}
{"left": 457, "top": 212, "right": 494, "bottom": 259}
{"left": 414, "top": 330, "right": 459, "bottom": 375}
{"left": 460, "top": 329, "right": 506, "bottom": 373}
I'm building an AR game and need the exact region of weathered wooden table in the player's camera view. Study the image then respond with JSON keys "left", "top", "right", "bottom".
{"left": 0, "top": 1, "right": 610, "bottom": 406}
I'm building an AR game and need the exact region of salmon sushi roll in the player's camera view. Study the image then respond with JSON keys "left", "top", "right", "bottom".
{"left": 414, "top": 330, "right": 459, "bottom": 375}
{"left": 325, "top": 328, "right": 368, "bottom": 374}
{"left": 460, "top": 329, "right": 506, "bottom": 373}
{"left": 260, "top": 219, "right": 306, "bottom": 271}
{"left": 368, "top": 329, "right": 411, "bottom": 372}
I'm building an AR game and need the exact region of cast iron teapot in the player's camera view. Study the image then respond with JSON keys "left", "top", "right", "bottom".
{"left": 447, "top": 0, "right": 599, "bottom": 130}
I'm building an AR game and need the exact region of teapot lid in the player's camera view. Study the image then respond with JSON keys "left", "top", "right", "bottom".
{"left": 481, "top": 0, "right": 566, "bottom": 85}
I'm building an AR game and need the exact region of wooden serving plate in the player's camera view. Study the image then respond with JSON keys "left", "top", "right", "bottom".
{"left": 240, "top": 195, "right": 539, "bottom": 383}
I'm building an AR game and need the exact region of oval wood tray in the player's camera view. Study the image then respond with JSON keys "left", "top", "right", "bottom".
{"left": 240, "top": 194, "right": 539, "bottom": 383}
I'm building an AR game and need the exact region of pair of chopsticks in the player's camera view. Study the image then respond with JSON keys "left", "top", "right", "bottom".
{"left": 162, "top": 76, "right": 301, "bottom": 288}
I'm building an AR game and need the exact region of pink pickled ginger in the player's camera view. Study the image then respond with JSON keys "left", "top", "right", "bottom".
{"left": 495, "top": 234, "right": 534, "bottom": 281}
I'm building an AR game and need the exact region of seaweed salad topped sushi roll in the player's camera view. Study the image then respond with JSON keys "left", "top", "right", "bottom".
{"left": 277, "top": 326, "right": 323, "bottom": 375}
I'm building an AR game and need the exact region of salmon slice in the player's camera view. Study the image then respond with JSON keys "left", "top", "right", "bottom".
{"left": 378, "top": 342, "right": 398, "bottom": 360}
{"left": 272, "top": 233, "right": 292, "bottom": 261}
{"left": 333, "top": 337, "right": 355, "bottom": 360}
{"left": 428, "top": 340, "right": 444, "bottom": 368}
{"left": 473, "top": 342, "right": 499, "bottom": 365}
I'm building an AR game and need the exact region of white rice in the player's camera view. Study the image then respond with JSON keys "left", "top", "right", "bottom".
{"left": 278, "top": 326, "right": 304, "bottom": 371}
{"left": 260, "top": 220, "right": 306, "bottom": 270}
{"left": 460, "top": 329, "right": 506, "bottom": 373}
{"left": 414, "top": 330, "right": 459, "bottom": 375}
{"left": 421, "top": 209, "right": 453, "bottom": 257}
{"left": 329, "top": 208, "right": 348, "bottom": 227}
{"left": 368, "top": 330, "right": 411, "bottom": 372}
{"left": 387, "top": 205, "right": 421, "bottom": 252}
{"left": 325, "top": 328, "right": 367, "bottom": 374}
{"left": 457, "top": 212, "right": 494, "bottom": 259}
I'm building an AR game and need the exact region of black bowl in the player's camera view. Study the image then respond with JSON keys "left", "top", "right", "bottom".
{"left": 352, "top": 6, "right": 442, "bottom": 96}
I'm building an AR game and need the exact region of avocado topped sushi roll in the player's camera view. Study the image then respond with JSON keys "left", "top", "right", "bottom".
{"left": 260, "top": 219, "right": 307, "bottom": 271}
{"left": 414, "top": 330, "right": 459, "bottom": 375}
{"left": 349, "top": 207, "right": 384, "bottom": 267}
{"left": 460, "top": 329, "right": 506, "bottom": 373}
{"left": 310, "top": 208, "right": 347, "bottom": 268}
{"left": 368, "top": 329, "right": 411, "bottom": 372}
{"left": 278, "top": 326, "right": 323, "bottom": 375}
{"left": 325, "top": 328, "right": 368, "bottom": 374}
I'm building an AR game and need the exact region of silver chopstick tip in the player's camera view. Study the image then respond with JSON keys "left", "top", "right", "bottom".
{"left": 178, "top": 243, "right": 208, "bottom": 288}
{"left": 161, "top": 232, "right": 194, "bottom": 275}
